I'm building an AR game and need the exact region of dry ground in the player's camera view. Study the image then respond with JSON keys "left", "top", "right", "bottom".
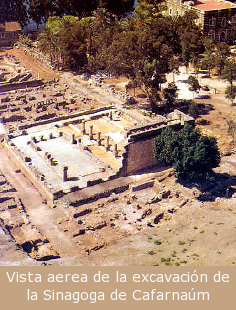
{"left": 104, "top": 68, "right": 236, "bottom": 153}
{"left": 0, "top": 46, "right": 58, "bottom": 81}
{"left": 48, "top": 166, "right": 236, "bottom": 266}
{"left": 0, "top": 46, "right": 236, "bottom": 266}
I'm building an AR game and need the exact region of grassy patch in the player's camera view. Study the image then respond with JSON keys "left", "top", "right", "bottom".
{"left": 147, "top": 250, "right": 156, "bottom": 255}
{"left": 160, "top": 257, "right": 173, "bottom": 266}
{"left": 153, "top": 239, "right": 162, "bottom": 245}
{"left": 171, "top": 251, "right": 177, "bottom": 257}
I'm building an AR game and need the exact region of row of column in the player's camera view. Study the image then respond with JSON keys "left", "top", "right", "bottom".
{"left": 80, "top": 119, "right": 118, "bottom": 158}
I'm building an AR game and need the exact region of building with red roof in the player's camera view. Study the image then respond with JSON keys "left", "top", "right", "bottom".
{"left": 165, "top": 0, "right": 236, "bottom": 42}
{"left": 0, "top": 21, "right": 22, "bottom": 47}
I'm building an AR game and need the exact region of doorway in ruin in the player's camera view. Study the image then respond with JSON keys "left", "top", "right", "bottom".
{"left": 220, "top": 31, "right": 227, "bottom": 42}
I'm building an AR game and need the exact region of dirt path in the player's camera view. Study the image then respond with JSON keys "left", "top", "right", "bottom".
{"left": 60, "top": 72, "right": 125, "bottom": 109}
{"left": 166, "top": 66, "right": 236, "bottom": 152}
{"left": 0, "top": 144, "right": 81, "bottom": 258}
{"left": 195, "top": 93, "right": 236, "bottom": 152}
{"left": 2, "top": 46, "right": 57, "bottom": 81}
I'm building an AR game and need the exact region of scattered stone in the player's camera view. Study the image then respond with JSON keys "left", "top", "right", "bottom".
{"left": 160, "top": 190, "right": 171, "bottom": 199}
{"left": 146, "top": 195, "right": 161, "bottom": 205}
{"left": 141, "top": 208, "right": 152, "bottom": 219}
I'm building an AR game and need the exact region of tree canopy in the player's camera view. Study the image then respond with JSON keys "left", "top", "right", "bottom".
{"left": 27, "top": 0, "right": 135, "bottom": 24}
{"left": 34, "top": 1, "right": 206, "bottom": 111}
{"left": 0, "top": 0, "right": 28, "bottom": 25}
{"left": 153, "top": 124, "right": 221, "bottom": 180}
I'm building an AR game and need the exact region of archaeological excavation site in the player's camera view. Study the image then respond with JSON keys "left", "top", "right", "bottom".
{"left": 1, "top": 48, "right": 236, "bottom": 267}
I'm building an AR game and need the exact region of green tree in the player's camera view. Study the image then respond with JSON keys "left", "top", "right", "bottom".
{"left": 188, "top": 75, "right": 200, "bottom": 98}
{"left": 102, "top": 0, "right": 135, "bottom": 16}
{"left": 162, "top": 82, "right": 178, "bottom": 112}
{"left": 225, "top": 85, "right": 236, "bottom": 105}
{"left": 169, "top": 57, "right": 180, "bottom": 82}
{"left": 201, "top": 38, "right": 215, "bottom": 77}
{"left": 38, "top": 16, "right": 88, "bottom": 70}
{"left": 176, "top": 11, "right": 203, "bottom": 73}
{"left": 153, "top": 126, "right": 182, "bottom": 166}
{"left": 153, "top": 124, "right": 221, "bottom": 180}
{"left": 90, "top": 18, "right": 172, "bottom": 111}
{"left": 58, "top": 16, "right": 87, "bottom": 70}
{"left": 188, "top": 101, "right": 200, "bottom": 119}
{"left": 28, "top": 0, "right": 56, "bottom": 25}
{"left": 38, "top": 24, "right": 57, "bottom": 66}
{"left": 221, "top": 59, "right": 236, "bottom": 89}
{"left": 0, "top": 0, "right": 28, "bottom": 25}
{"left": 180, "top": 31, "right": 202, "bottom": 73}
{"left": 227, "top": 119, "right": 236, "bottom": 145}
{"left": 191, "top": 54, "right": 201, "bottom": 76}
{"left": 28, "top": 0, "right": 135, "bottom": 24}
{"left": 214, "top": 42, "right": 230, "bottom": 76}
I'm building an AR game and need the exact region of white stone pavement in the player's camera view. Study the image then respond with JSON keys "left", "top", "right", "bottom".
{"left": 165, "top": 66, "right": 230, "bottom": 100}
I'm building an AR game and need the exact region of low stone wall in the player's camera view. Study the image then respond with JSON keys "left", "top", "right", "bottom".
{"left": 3, "top": 140, "right": 56, "bottom": 207}
{"left": 70, "top": 184, "right": 129, "bottom": 207}
{"left": 130, "top": 179, "right": 155, "bottom": 192}
{"left": 0, "top": 80, "right": 44, "bottom": 93}
{"left": 18, "top": 105, "right": 114, "bottom": 130}
{"left": 128, "top": 122, "right": 181, "bottom": 143}
{"left": 87, "top": 178, "right": 104, "bottom": 187}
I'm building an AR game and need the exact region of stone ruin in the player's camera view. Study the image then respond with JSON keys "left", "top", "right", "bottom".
{"left": 0, "top": 172, "right": 59, "bottom": 261}
{"left": 2, "top": 105, "right": 194, "bottom": 207}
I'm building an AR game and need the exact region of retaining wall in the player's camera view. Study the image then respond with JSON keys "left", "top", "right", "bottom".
{"left": 0, "top": 80, "right": 44, "bottom": 93}
{"left": 3, "top": 140, "right": 56, "bottom": 207}
{"left": 117, "top": 114, "right": 194, "bottom": 176}
{"left": 18, "top": 105, "right": 114, "bottom": 130}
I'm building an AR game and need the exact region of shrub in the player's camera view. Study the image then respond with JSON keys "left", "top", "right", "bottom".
{"left": 153, "top": 240, "right": 162, "bottom": 245}
{"left": 153, "top": 124, "right": 221, "bottom": 180}
{"left": 188, "top": 102, "right": 200, "bottom": 118}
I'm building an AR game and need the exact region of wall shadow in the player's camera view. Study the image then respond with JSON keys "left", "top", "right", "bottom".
{"left": 179, "top": 172, "right": 236, "bottom": 202}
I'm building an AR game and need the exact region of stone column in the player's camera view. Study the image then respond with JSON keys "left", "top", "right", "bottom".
{"left": 113, "top": 144, "right": 118, "bottom": 158}
{"left": 97, "top": 132, "right": 101, "bottom": 146}
{"left": 81, "top": 121, "right": 86, "bottom": 134}
{"left": 63, "top": 166, "right": 68, "bottom": 182}
{"left": 72, "top": 133, "right": 76, "bottom": 144}
{"left": 105, "top": 136, "right": 110, "bottom": 152}
{"left": 89, "top": 125, "right": 93, "bottom": 140}
{"left": 109, "top": 111, "right": 113, "bottom": 120}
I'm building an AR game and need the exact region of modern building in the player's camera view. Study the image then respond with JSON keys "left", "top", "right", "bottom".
{"left": 0, "top": 21, "right": 22, "bottom": 47}
{"left": 165, "top": 0, "right": 236, "bottom": 42}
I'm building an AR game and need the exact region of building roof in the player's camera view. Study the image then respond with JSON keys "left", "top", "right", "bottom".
{"left": 5, "top": 21, "right": 21, "bottom": 32}
{"left": 0, "top": 21, "right": 22, "bottom": 32}
{"left": 193, "top": 0, "right": 236, "bottom": 11}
